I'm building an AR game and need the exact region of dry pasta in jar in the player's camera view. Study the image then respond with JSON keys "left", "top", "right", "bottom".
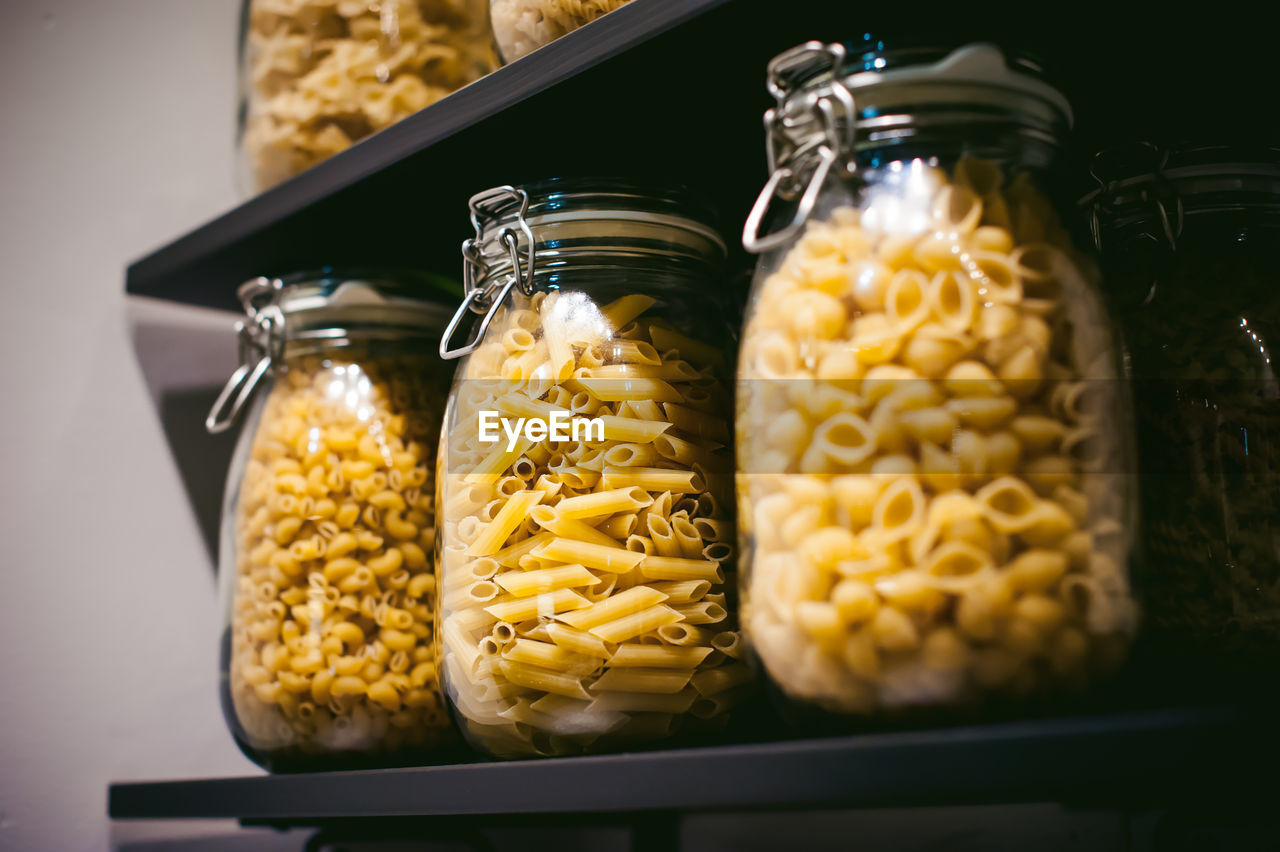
{"left": 488, "top": 0, "right": 629, "bottom": 63}
{"left": 436, "top": 181, "right": 751, "bottom": 758}
{"left": 210, "top": 271, "right": 460, "bottom": 769}
{"left": 239, "top": 0, "right": 495, "bottom": 193}
{"left": 736, "top": 43, "right": 1138, "bottom": 719}
{"left": 1088, "top": 145, "right": 1280, "bottom": 680}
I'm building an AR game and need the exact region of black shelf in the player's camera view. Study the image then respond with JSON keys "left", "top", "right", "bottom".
{"left": 125, "top": 0, "right": 740, "bottom": 312}
{"left": 108, "top": 706, "right": 1278, "bottom": 825}
{"left": 126, "top": 1, "right": 1274, "bottom": 313}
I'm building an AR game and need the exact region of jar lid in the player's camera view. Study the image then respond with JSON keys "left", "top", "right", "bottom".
{"left": 744, "top": 41, "right": 1070, "bottom": 253}
{"left": 206, "top": 268, "right": 457, "bottom": 433}
{"left": 468, "top": 178, "right": 726, "bottom": 278}
{"left": 1083, "top": 143, "right": 1280, "bottom": 214}
{"left": 1082, "top": 143, "right": 1280, "bottom": 250}
{"left": 244, "top": 269, "right": 458, "bottom": 345}
{"left": 839, "top": 42, "right": 1071, "bottom": 127}
{"left": 766, "top": 42, "right": 1070, "bottom": 158}
{"left": 440, "top": 180, "right": 726, "bottom": 360}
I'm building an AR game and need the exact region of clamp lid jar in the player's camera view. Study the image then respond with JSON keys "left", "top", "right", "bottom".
{"left": 209, "top": 269, "right": 461, "bottom": 771}
{"left": 737, "top": 41, "right": 1138, "bottom": 722}
{"left": 435, "top": 180, "right": 751, "bottom": 758}
{"left": 1087, "top": 144, "right": 1280, "bottom": 678}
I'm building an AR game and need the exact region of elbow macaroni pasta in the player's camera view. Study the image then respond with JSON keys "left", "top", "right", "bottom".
{"left": 242, "top": 0, "right": 494, "bottom": 191}
{"left": 226, "top": 352, "right": 453, "bottom": 762}
{"left": 439, "top": 290, "right": 748, "bottom": 757}
{"left": 737, "top": 158, "right": 1137, "bottom": 714}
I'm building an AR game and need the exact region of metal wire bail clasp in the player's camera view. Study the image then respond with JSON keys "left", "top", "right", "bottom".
{"left": 1088, "top": 141, "right": 1184, "bottom": 256}
{"left": 440, "top": 186, "right": 537, "bottom": 360}
{"left": 743, "top": 41, "right": 855, "bottom": 254}
{"left": 205, "top": 276, "right": 284, "bottom": 434}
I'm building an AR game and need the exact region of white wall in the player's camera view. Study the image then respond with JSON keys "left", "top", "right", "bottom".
{"left": 0, "top": 2, "right": 266, "bottom": 849}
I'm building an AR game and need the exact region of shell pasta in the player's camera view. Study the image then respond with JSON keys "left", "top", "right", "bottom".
{"left": 439, "top": 290, "right": 748, "bottom": 757}
{"left": 227, "top": 353, "right": 452, "bottom": 761}
{"left": 737, "top": 159, "right": 1137, "bottom": 714}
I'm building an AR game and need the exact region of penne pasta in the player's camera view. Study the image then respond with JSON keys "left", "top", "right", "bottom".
{"left": 639, "top": 555, "right": 725, "bottom": 583}
{"left": 590, "top": 666, "right": 696, "bottom": 693}
{"left": 484, "top": 589, "right": 591, "bottom": 623}
{"left": 467, "top": 490, "right": 544, "bottom": 556}
{"left": 498, "top": 660, "right": 591, "bottom": 700}
{"left": 557, "top": 586, "right": 668, "bottom": 630}
{"left": 555, "top": 487, "right": 654, "bottom": 520}
{"left": 588, "top": 604, "right": 683, "bottom": 643}
{"left": 494, "top": 564, "right": 599, "bottom": 597}
{"left": 532, "top": 538, "right": 647, "bottom": 574}
{"left": 437, "top": 264, "right": 746, "bottom": 756}
{"left": 607, "top": 644, "right": 714, "bottom": 668}
{"left": 600, "top": 466, "right": 703, "bottom": 494}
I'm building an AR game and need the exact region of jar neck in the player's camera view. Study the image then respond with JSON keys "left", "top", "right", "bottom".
{"left": 856, "top": 124, "right": 1060, "bottom": 177}
{"left": 467, "top": 183, "right": 726, "bottom": 296}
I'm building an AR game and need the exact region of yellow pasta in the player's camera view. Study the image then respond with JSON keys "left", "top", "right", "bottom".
{"left": 607, "top": 644, "right": 714, "bottom": 668}
{"left": 555, "top": 487, "right": 654, "bottom": 520}
{"left": 574, "top": 377, "right": 684, "bottom": 403}
{"left": 738, "top": 157, "right": 1136, "bottom": 715}
{"left": 484, "top": 589, "right": 592, "bottom": 623}
{"left": 490, "top": 0, "right": 632, "bottom": 63}
{"left": 590, "top": 666, "right": 696, "bottom": 693}
{"left": 503, "top": 638, "right": 602, "bottom": 676}
{"left": 599, "top": 466, "right": 703, "bottom": 493}
{"left": 546, "top": 622, "right": 613, "bottom": 659}
{"left": 532, "top": 538, "right": 646, "bottom": 574}
{"left": 558, "top": 586, "right": 668, "bottom": 630}
{"left": 601, "top": 294, "right": 657, "bottom": 328}
{"left": 242, "top": 0, "right": 494, "bottom": 192}
{"left": 497, "top": 660, "right": 591, "bottom": 700}
{"left": 439, "top": 286, "right": 746, "bottom": 756}
{"left": 588, "top": 605, "right": 684, "bottom": 643}
{"left": 494, "top": 564, "right": 598, "bottom": 597}
{"left": 639, "top": 555, "right": 726, "bottom": 583}
{"left": 226, "top": 352, "right": 451, "bottom": 761}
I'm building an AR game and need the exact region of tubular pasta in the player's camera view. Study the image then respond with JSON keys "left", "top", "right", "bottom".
{"left": 438, "top": 287, "right": 746, "bottom": 756}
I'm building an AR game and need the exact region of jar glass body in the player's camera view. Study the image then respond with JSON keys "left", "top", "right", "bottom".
{"left": 237, "top": 0, "right": 494, "bottom": 194}
{"left": 219, "top": 341, "right": 456, "bottom": 770}
{"left": 438, "top": 258, "right": 747, "bottom": 758}
{"left": 488, "top": 0, "right": 629, "bottom": 63}
{"left": 1095, "top": 194, "right": 1280, "bottom": 675}
{"left": 737, "top": 137, "right": 1139, "bottom": 720}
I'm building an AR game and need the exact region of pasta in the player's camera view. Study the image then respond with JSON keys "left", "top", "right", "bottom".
{"left": 738, "top": 158, "right": 1137, "bottom": 714}
{"left": 439, "top": 289, "right": 746, "bottom": 756}
{"left": 226, "top": 352, "right": 453, "bottom": 761}
{"left": 1095, "top": 203, "right": 1280, "bottom": 655}
{"left": 489, "top": 0, "right": 631, "bottom": 64}
{"left": 242, "top": 0, "right": 495, "bottom": 191}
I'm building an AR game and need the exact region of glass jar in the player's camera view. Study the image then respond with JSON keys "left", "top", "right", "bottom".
{"left": 208, "top": 270, "right": 460, "bottom": 771}
{"left": 238, "top": 0, "right": 495, "bottom": 194}
{"left": 1087, "top": 144, "right": 1280, "bottom": 677}
{"left": 489, "top": 0, "right": 629, "bottom": 63}
{"left": 736, "top": 42, "right": 1139, "bottom": 720}
{"left": 435, "top": 180, "right": 748, "bottom": 758}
